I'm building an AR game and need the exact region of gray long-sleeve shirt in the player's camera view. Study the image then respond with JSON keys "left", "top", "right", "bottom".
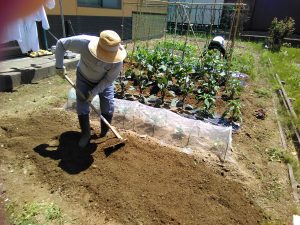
{"left": 55, "top": 35, "right": 122, "bottom": 96}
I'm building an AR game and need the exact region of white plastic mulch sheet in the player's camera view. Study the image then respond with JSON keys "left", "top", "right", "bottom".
{"left": 67, "top": 88, "right": 232, "bottom": 161}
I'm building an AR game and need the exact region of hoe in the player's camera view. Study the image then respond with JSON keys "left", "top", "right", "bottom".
{"left": 64, "top": 74, "right": 126, "bottom": 146}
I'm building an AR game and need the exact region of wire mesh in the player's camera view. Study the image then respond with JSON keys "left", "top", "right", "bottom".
{"left": 123, "top": 0, "right": 248, "bottom": 58}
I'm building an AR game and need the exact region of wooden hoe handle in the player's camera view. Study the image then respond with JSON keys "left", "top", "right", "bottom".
{"left": 64, "top": 74, "right": 124, "bottom": 141}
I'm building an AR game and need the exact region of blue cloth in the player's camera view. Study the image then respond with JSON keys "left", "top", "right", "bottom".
{"left": 76, "top": 70, "right": 115, "bottom": 116}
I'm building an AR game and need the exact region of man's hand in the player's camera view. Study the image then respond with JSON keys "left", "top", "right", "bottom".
{"left": 86, "top": 91, "right": 94, "bottom": 103}
{"left": 77, "top": 90, "right": 94, "bottom": 102}
{"left": 56, "top": 66, "right": 67, "bottom": 78}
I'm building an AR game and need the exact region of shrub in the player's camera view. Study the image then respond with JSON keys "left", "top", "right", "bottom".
{"left": 267, "top": 17, "right": 295, "bottom": 52}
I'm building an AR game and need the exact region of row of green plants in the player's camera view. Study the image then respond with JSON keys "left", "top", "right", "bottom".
{"left": 117, "top": 40, "right": 244, "bottom": 122}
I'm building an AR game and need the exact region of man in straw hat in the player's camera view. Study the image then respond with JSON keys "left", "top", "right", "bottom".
{"left": 55, "top": 30, "right": 127, "bottom": 148}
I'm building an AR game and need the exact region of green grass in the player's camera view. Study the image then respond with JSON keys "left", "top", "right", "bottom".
{"left": 231, "top": 44, "right": 257, "bottom": 79}
{"left": 6, "top": 201, "right": 65, "bottom": 225}
{"left": 265, "top": 147, "right": 285, "bottom": 162}
{"left": 254, "top": 87, "right": 272, "bottom": 98}
{"left": 237, "top": 41, "right": 300, "bottom": 127}
{"left": 261, "top": 47, "right": 300, "bottom": 120}
{"left": 265, "top": 147, "right": 300, "bottom": 181}
{"left": 282, "top": 151, "right": 300, "bottom": 181}
{"left": 236, "top": 41, "right": 300, "bottom": 184}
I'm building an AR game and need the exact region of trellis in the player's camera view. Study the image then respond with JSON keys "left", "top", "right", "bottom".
{"left": 121, "top": 0, "right": 247, "bottom": 62}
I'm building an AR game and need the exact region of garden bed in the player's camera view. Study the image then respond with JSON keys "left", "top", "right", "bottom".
{"left": 0, "top": 40, "right": 299, "bottom": 224}
{"left": 115, "top": 40, "right": 245, "bottom": 124}
{"left": 0, "top": 108, "right": 264, "bottom": 225}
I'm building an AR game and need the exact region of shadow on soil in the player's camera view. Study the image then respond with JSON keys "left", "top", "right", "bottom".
{"left": 33, "top": 131, "right": 97, "bottom": 174}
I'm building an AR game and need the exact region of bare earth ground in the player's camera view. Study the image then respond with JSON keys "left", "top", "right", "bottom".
{"left": 0, "top": 68, "right": 297, "bottom": 224}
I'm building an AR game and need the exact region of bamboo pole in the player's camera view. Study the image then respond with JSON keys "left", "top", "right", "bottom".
{"left": 163, "top": 2, "right": 169, "bottom": 42}
{"left": 227, "top": 0, "right": 243, "bottom": 63}
{"left": 58, "top": 0, "right": 66, "bottom": 38}
{"left": 121, "top": 0, "right": 125, "bottom": 41}
{"left": 208, "top": 0, "right": 217, "bottom": 39}
{"left": 146, "top": 1, "right": 151, "bottom": 48}
{"left": 171, "top": 4, "right": 179, "bottom": 57}
{"left": 180, "top": 3, "right": 202, "bottom": 58}
{"left": 131, "top": 0, "right": 143, "bottom": 63}
{"left": 181, "top": 4, "right": 192, "bottom": 62}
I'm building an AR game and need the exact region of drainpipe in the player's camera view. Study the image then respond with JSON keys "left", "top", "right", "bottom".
{"left": 58, "top": 0, "right": 75, "bottom": 59}
{"left": 42, "top": 29, "right": 48, "bottom": 49}
{"left": 59, "top": 0, "right": 66, "bottom": 38}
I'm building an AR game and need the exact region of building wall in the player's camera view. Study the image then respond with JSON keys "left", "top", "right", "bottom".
{"left": 224, "top": 0, "right": 300, "bottom": 34}
{"left": 1, "top": 1, "right": 168, "bottom": 58}
{"left": 45, "top": 0, "right": 167, "bottom": 17}
{"left": 45, "top": 0, "right": 135, "bottom": 46}
{"left": 249, "top": 0, "right": 300, "bottom": 34}
{"left": 46, "top": 0, "right": 137, "bottom": 17}
{"left": 45, "top": 0, "right": 168, "bottom": 46}
{"left": 45, "top": 15, "right": 132, "bottom": 47}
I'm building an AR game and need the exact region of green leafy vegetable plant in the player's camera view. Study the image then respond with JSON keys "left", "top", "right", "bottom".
{"left": 222, "top": 99, "right": 242, "bottom": 122}
{"left": 226, "top": 78, "right": 243, "bottom": 99}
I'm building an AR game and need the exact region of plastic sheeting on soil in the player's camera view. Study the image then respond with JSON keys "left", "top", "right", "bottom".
{"left": 67, "top": 88, "right": 232, "bottom": 161}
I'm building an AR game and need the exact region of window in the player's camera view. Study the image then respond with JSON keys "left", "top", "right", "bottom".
{"left": 78, "top": 0, "right": 99, "bottom": 7}
{"left": 102, "top": 0, "right": 121, "bottom": 9}
{"left": 78, "top": 0, "right": 121, "bottom": 9}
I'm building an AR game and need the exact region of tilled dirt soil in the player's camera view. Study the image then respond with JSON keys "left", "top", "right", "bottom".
{"left": 0, "top": 108, "right": 263, "bottom": 224}
{"left": 0, "top": 69, "right": 297, "bottom": 224}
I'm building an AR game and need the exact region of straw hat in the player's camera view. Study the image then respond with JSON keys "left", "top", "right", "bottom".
{"left": 88, "top": 30, "right": 127, "bottom": 63}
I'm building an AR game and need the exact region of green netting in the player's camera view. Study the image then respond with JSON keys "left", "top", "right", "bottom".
{"left": 132, "top": 12, "right": 167, "bottom": 40}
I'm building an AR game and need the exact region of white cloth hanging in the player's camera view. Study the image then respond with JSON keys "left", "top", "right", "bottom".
{"left": 1, "top": 20, "right": 22, "bottom": 44}
{"left": 1, "top": 0, "right": 55, "bottom": 53}
{"left": 36, "top": 6, "right": 50, "bottom": 30}
{"left": 18, "top": 14, "right": 40, "bottom": 53}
